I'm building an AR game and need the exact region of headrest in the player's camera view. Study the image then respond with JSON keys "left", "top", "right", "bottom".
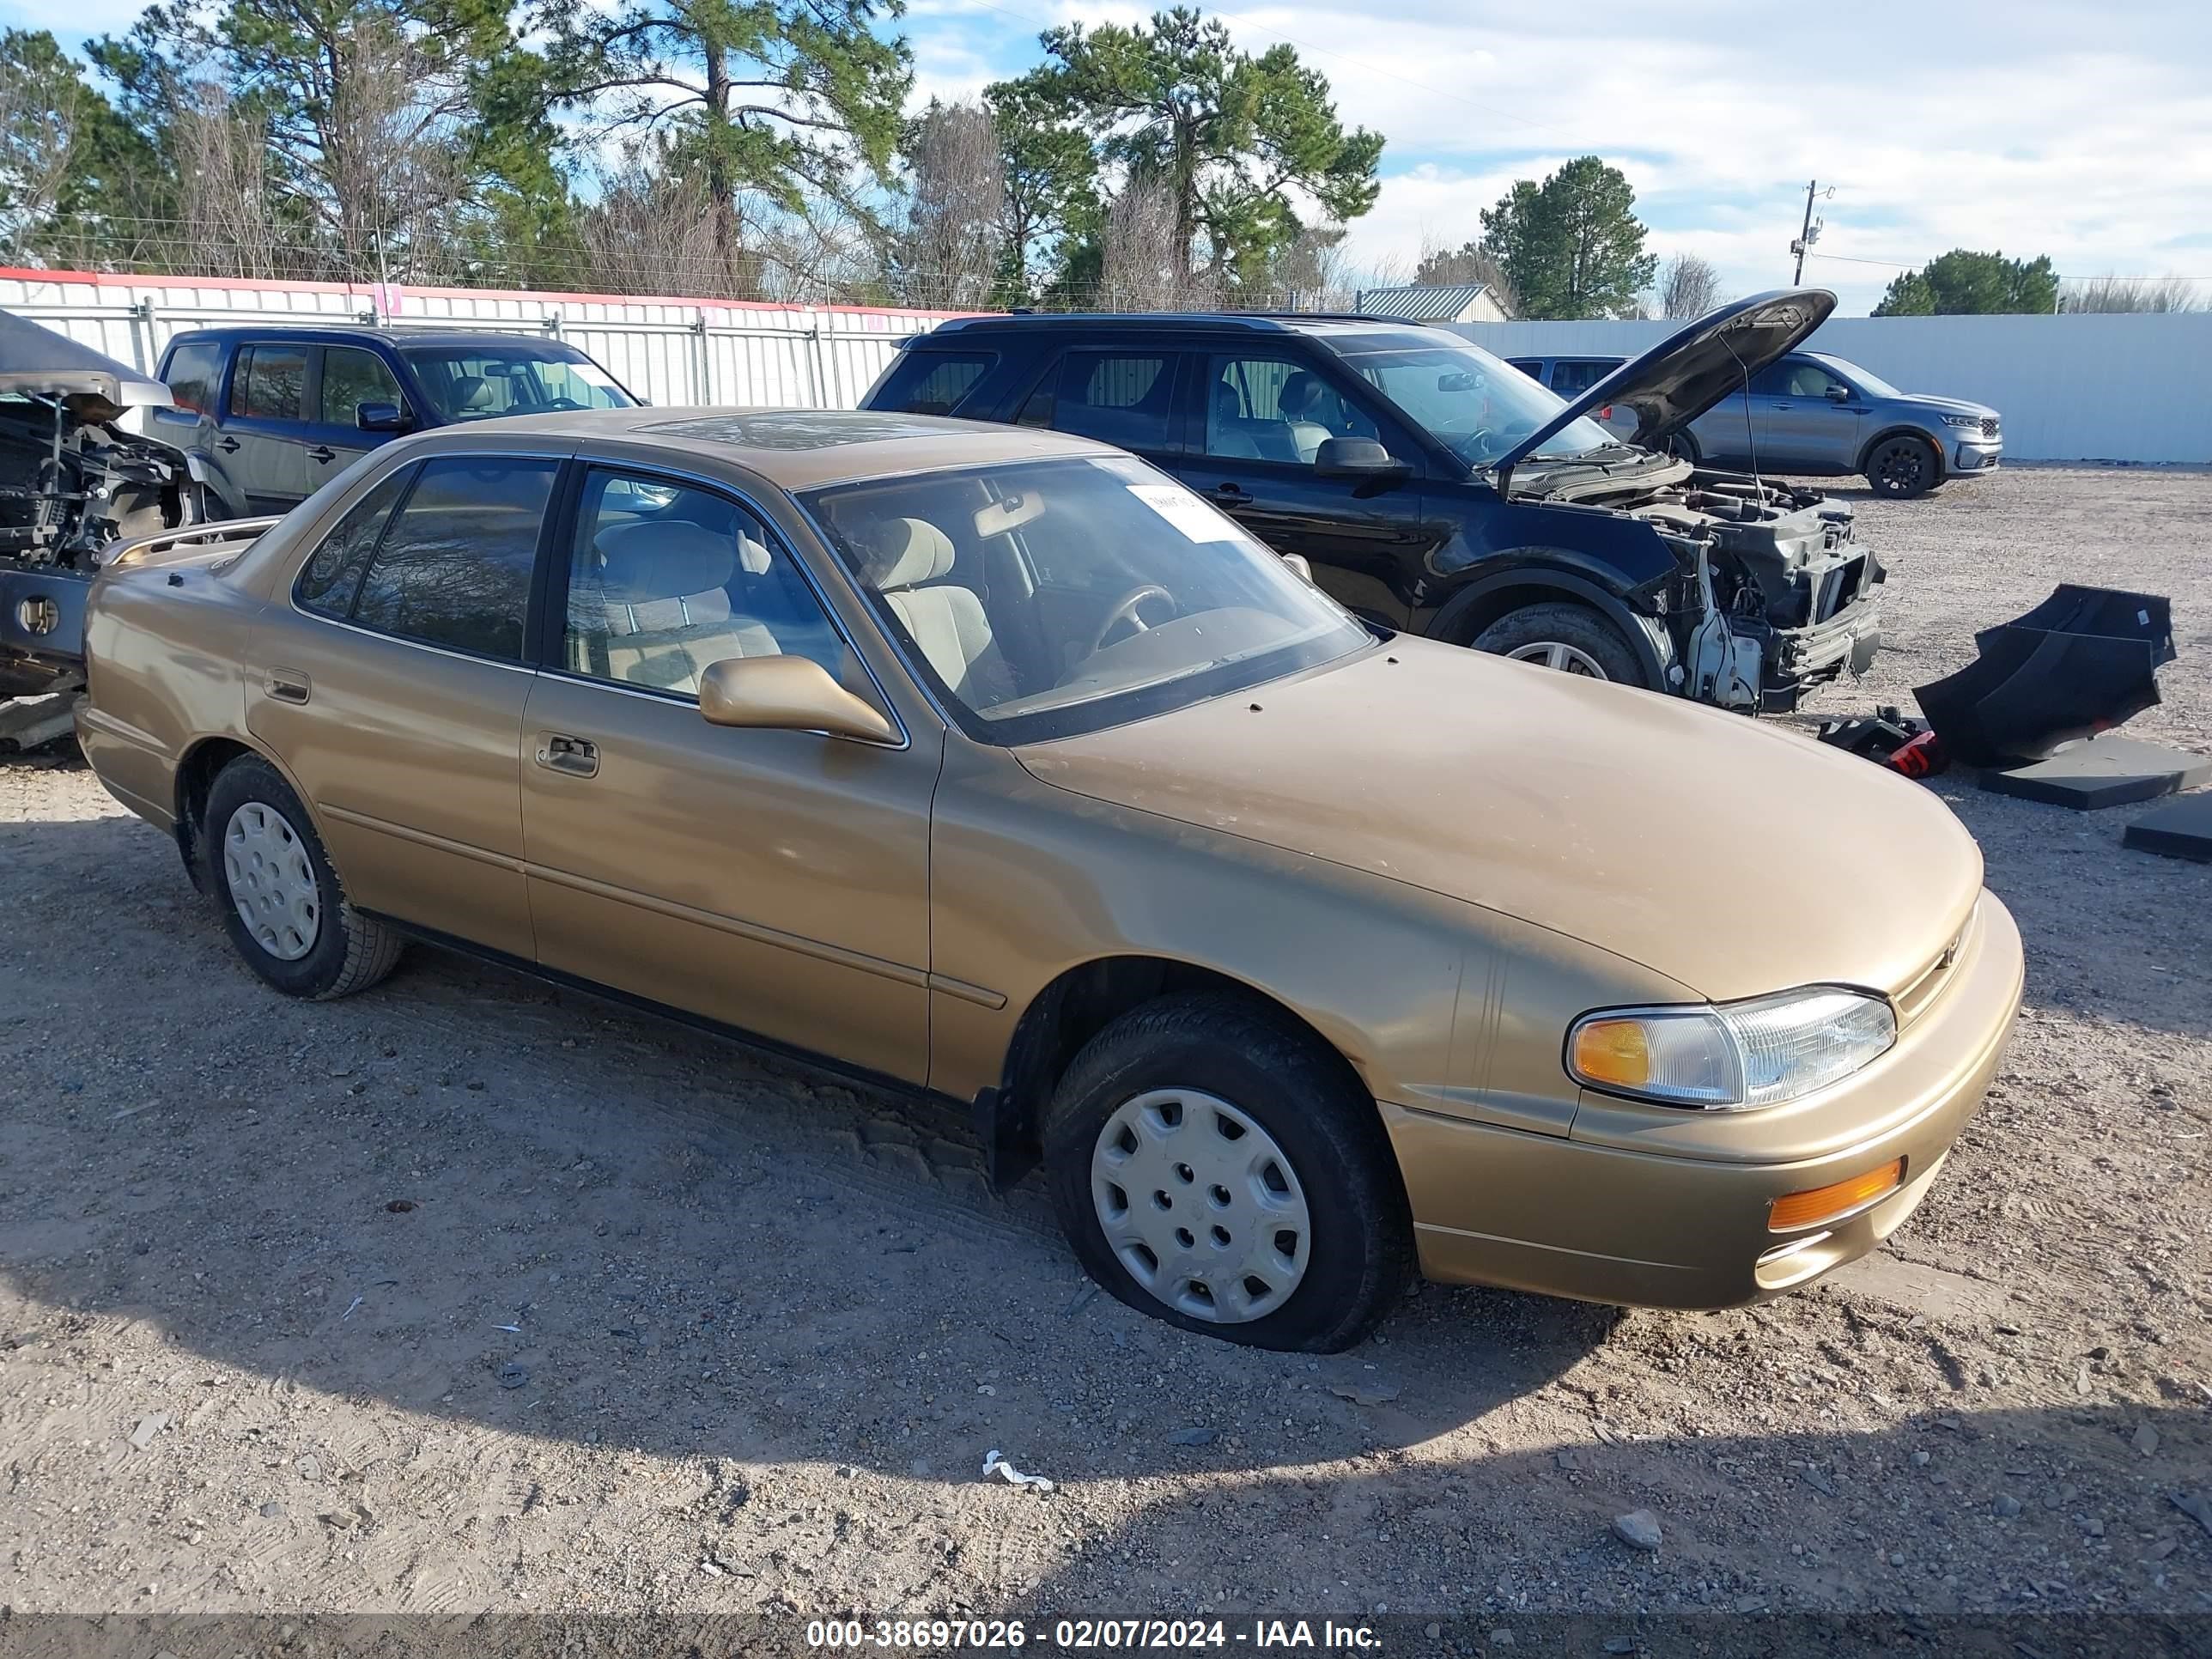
{"left": 1279, "top": 370, "right": 1316, "bottom": 413}
{"left": 1212, "top": 382, "right": 1243, "bottom": 416}
{"left": 453, "top": 375, "right": 496, "bottom": 411}
{"left": 592, "top": 520, "right": 736, "bottom": 603}
{"left": 870, "top": 517, "right": 956, "bottom": 590}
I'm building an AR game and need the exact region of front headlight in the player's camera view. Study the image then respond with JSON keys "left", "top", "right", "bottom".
{"left": 1939, "top": 413, "right": 1984, "bottom": 428}
{"left": 1566, "top": 988, "right": 1897, "bottom": 1111}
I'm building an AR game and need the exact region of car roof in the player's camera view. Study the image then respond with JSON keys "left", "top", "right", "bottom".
{"left": 407, "top": 405, "right": 1121, "bottom": 489}
{"left": 163, "top": 325, "right": 593, "bottom": 353}
{"left": 921, "top": 311, "right": 1456, "bottom": 343}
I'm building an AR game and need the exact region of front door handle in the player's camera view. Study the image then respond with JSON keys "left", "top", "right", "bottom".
{"left": 216, "top": 436, "right": 241, "bottom": 454}
{"left": 263, "top": 668, "right": 311, "bottom": 704}
{"left": 1211, "top": 483, "right": 1253, "bottom": 506}
{"left": 534, "top": 732, "right": 599, "bottom": 778}
{"left": 307, "top": 445, "right": 336, "bottom": 465}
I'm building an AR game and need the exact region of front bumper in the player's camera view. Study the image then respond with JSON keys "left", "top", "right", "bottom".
{"left": 1950, "top": 438, "right": 2002, "bottom": 474}
{"left": 1385, "top": 893, "right": 2024, "bottom": 1310}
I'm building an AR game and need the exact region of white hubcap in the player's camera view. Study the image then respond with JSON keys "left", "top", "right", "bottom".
{"left": 1090, "top": 1089, "right": 1312, "bottom": 1323}
{"left": 222, "top": 801, "right": 320, "bottom": 961}
{"left": 1505, "top": 641, "right": 1607, "bottom": 678}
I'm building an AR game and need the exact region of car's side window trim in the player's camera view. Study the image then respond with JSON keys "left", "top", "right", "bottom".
{"left": 538, "top": 455, "right": 910, "bottom": 749}
{"left": 284, "top": 449, "right": 572, "bottom": 676}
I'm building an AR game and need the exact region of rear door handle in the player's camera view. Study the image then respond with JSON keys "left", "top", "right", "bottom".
{"left": 263, "top": 668, "right": 311, "bottom": 704}
{"left": 1211, "top": 483, "right": 1253, "bottom": 506}
{"left": 307, "top": 446, "right": 336, "bottom": 465}
{"left": 534, "top": 732, "right": 599, "bottom": 778}
{"left": 216, "top": 436, "right": 241, "bottom": 453}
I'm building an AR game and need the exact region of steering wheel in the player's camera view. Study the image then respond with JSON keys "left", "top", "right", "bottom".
{"left": 1090, "top": 584, "right": 1176, "bottom": 654}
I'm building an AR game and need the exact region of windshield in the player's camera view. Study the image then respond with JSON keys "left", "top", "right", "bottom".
{"left": 1815, "top": 356, "right": 1898, "bottom": 398}
{"left": 803, "top": 454, "right": 1371, "bottom": 744}
{"left": 400, "top": 345, "right": 634, "bottom": 422}
{"left": 1335, "top": 340, "right": 1617, "bottom": 467}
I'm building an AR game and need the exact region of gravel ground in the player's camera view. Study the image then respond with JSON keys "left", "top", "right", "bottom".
{"left": 2, "top": 467, "right": 2209, "bottom": 1638}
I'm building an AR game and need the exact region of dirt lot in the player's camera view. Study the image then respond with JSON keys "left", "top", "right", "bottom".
{"left": 3, "top": 467, "right": 2209, "bottom": 1641}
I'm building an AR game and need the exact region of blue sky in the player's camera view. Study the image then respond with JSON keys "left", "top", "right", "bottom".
{"left": 11, "top": 0, "right": 2210, "bottom": 314}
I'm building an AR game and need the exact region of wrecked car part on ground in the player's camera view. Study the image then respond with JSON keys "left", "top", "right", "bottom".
{"left": 1914, "top": 585, "right": 2176, "bottom": 768}
{"left": 1, "top": 310, "right": 216, "bottom": 706}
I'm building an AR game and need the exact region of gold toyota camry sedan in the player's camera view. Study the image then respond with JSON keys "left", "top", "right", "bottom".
{"left": 79, "top": 409, "right": 2023, "bottom": 1351}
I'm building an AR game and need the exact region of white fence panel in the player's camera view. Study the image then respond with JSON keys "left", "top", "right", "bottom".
{"left": 1446, "top": 312, "right": 2212, "bottom": 465}
{"left": 0, "top": 268, "right": 965, "bottom": 414}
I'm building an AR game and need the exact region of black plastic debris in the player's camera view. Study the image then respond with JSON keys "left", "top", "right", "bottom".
{"left": 1980, "top": 737, "right": 2212, "bottom": 810}
{"left": 2124, "top": 793, "right": 2212, "bottom": 863}
{"left": 1914, "top": 585, "right": 2174, "bottom": 769}
{"left": 1816, "top": 706, "right": 1947, "bottom": 778}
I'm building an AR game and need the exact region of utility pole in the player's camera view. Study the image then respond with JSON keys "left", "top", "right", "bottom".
{"left": 1790, "top": 179, "right": 1830, "bottom": 284}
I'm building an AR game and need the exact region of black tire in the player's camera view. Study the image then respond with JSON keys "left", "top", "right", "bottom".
{"left": 202, "top": 754, "right": 404, "bottom": 1000}
{"left": 1042, "top": 992, "right": 1413, "bottom": 1352}
{"left": 1472, "top": 601, "right": 1648, "bottom": 687}
{"left": 1865, "top": 434, "right": 1940, "bottom": 499}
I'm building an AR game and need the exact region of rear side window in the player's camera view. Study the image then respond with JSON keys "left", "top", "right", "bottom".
{"left": 349, "top": 457, "right": 558, "bottom": 660}
{"left": 163, "top": 342, "right": 224, "bottom": 413}
{"left": 871, "top": 350, "right": 995, "bottom": 416}
{"left": 296, "top": 465, "right": 415, "bottom": 619}
{"left": 320, "top": 346, "right": 407, "bottom": 427}
{"left": 1549, "top": 360, "right": 1620, "bottom": 397}
{"left": 1505, "top": 359, "right": 1547, "bottom": 381}
{"left": 228, "top": 344, "right": 308, "bottom": 421}
{"left": 1048, "top": 351, "right": 1176, "bottom": 452}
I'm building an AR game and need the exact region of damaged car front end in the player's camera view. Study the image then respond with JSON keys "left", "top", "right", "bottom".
{"left": 1483, "top": 290, "right": 1883, "bottom": 713}
{"left": 1, "top": 311, "right": 219, "bottom": 727}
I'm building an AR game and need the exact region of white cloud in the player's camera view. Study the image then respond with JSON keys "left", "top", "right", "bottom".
{"left": 932, "top": 0, "right": 2212, "bottom": 313}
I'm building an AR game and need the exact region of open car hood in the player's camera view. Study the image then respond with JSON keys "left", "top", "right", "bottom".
{"left": 1497, "top": 289, "right": 1836, "bottom": 483}
{"left": 0, "top": 308, "right": 177, "bottom": 415}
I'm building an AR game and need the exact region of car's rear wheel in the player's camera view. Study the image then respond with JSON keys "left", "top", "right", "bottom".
{"left": 203, "top": 755, "right": 404, "bottom": 1000}
{"left": 1866, "top": 434, "right": 1940, "bottom": 499}
{"left": 1042, "top": 993, "right": 1412, "bottom": 1352}
{"left": 1474, "top": 602, "right": 1646, "bottom": 686}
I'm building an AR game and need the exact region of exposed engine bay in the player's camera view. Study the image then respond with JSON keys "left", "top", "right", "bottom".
{"left": 1548, "top": 459, "right": 1884, "bottom": 712}
{"left": 1, "top": 392, "right": 200, "bottom": 565}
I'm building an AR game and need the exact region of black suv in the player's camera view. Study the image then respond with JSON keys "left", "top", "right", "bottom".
{"left": 861, "top": 291, "right": 1884, "bottom": 712}
{"left": 154, "top": 325, "right": 635, "bottom": 518}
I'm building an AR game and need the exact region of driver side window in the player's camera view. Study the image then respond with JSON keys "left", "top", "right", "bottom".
{"left": 562, "top": 468, "right": 852, "bottom": 699}
{"left": 1202, "top": 354, "right": 1378, "bottom": 466}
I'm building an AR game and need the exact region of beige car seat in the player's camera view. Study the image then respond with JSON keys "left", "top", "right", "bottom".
{"left": 868, "top": 517, "right": 1012, "bottom": 704}
{"left": 573, "top": 520, "right": 781, "bottom": 695}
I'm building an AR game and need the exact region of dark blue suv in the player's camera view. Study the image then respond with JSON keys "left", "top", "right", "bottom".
{"left": 861, "top": 292, "right": 1885, "bottom": 712}
{"left": 154, "top": 325, "right": 635, "bottom": 517}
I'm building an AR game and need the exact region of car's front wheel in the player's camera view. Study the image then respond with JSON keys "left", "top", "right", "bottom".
{"left": 1042, "top": 993, "right": 1413, "bottom": 1352}
{"left": 203, "top": 754, "right": 404, "bottom": 1000}
{"left": 1866, "top": 434, "right": 1940, "bottom": 499}
{"left": 1473, "top": 602, "right": 1646, "bottom": 686}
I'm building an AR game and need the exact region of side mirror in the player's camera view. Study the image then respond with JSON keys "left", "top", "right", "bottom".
{"left": 356, "top": 401, "right": 409, "bottom": 432}
{"left": 1314, "top": 437, "right": 1407, "bottom": 479}
{"left": 1824, "top": 383, "right": 1851, "bottom": 403}
{"left": 1280, "top": 552, "right": 1316, "bottom": 585}
{"left": 698, "top": 655, "right": 897, "bottom": 744}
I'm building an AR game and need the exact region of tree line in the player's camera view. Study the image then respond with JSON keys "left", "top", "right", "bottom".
{"left": 2, "top": 2, "right": 2197, "bottom": 315}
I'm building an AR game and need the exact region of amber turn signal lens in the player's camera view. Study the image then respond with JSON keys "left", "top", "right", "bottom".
{"left": 1768, "top": 1158, "right": 1905, "bottom": 1232}
{"left": 1570, "top": 1018, "right": 1650, "bottom": 1088}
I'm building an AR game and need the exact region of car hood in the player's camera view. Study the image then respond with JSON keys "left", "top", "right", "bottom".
{"left": 1013, "top": 635, "right": 1982, "bottom": 1004}
{"left": 1498, "top": 289, "right": 1837, "bottom": 485}
{"left": 0, "top": 308, "right": 177, "bottom": 415}
{"left": 1894, "top": 393, "right": 1998, "bottom": 421}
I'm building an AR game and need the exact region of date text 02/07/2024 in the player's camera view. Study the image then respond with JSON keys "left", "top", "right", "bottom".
{"left": 804, "top": 1618, "right": 1383, "bottom": 1650}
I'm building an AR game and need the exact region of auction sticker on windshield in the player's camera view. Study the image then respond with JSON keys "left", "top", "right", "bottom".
{"left": 1127, "top": 483, "right": 1238, "bottom": 543}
